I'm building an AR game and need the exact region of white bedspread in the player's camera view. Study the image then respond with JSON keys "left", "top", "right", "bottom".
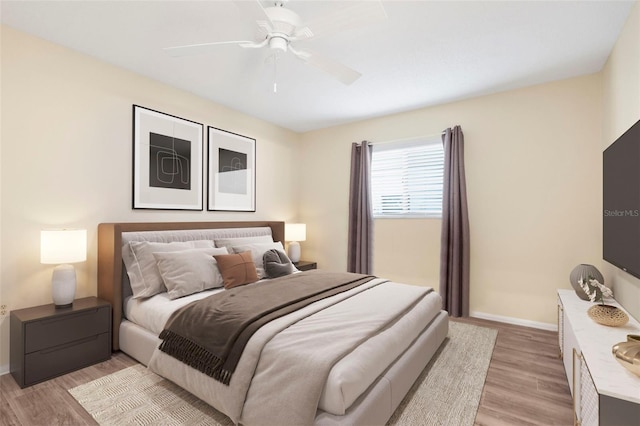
{"left": 143, "top": 280, "right": 441, "bottom": 423}
{"left": 241, "top": 281, "right": 440, "bottom": 425}
{"left": 319, "top": 282, "right": 441, "bottom": 414}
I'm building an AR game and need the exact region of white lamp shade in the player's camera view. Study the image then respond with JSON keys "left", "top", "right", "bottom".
{"left": 41, "top": 229, "right": 87, "bottom": 264}
{"left": 285, "top": 223, "right": 306, "bottom": 242}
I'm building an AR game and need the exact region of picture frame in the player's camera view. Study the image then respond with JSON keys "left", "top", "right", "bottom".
{"left": 207, "top": 126, "right": 256, "bottom": 212}
{"left": 132, "top": 105, "right": 203, "bottom": 210}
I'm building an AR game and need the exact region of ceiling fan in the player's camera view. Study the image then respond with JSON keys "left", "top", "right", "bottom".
{"left": 163, "top": 0, "right": 387, "bottom": 86}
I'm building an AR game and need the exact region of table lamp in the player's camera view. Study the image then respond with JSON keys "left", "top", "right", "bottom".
{"left": 41, "top": 229, "right": 87, "bottom": 308}
{"left": 285, "top": 223, "right": 306, "bottom": 263}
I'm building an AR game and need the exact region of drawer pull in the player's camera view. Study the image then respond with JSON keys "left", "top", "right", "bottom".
{"left": 39, "top": 309, "right": 100, "bottom": 326}
{"left": 39, "top": 334, "right": 99, "bottom": 354}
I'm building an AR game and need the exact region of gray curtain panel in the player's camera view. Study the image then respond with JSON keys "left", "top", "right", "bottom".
{"left": 440, "top": 126, "right": 470, "bottom": 317}
{"left": 348, "top": 141, "right": 373, "bottom": 274}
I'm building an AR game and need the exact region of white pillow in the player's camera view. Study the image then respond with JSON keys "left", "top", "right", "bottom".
{"left": 153, "top": 247, "right": 229, "bottom": 300}
{"left": 122, "top": 240, "right": 214, "bottom": 299}
{"left": 214, "top": 235, "right": 274, "bottom": 252}
{"left": 231, "top": 241, "right": 288, "bottom": 279}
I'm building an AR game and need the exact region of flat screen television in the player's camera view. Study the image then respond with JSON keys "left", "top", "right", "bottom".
{"left": 603, "top": 118, "right": 640, "bottom": 279}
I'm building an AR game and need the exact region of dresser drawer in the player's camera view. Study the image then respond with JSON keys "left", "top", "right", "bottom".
{"left": 24, "top": 332, "right": 110, "bottom": 386}
{"left": 25, "top": 306, "right": 110, "bottom": 353}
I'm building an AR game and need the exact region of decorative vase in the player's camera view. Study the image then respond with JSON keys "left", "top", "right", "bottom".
{"left": 587, "top": 304, "right": 629, "bottom": 327}
{"left": 569, "top": 264, "right": 604, "bottom": 301}
{"left": 612, "top": 335, "right": 640, "bottom": 377}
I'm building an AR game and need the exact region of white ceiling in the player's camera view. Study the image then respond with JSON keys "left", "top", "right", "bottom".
{"left": 1, "top": 1, "right": 634, "bottom": 133}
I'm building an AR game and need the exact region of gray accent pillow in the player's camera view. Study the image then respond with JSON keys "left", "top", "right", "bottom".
{"left": 263, "top": 249, "right": 294, "bottom": 278}
{"left": 153, "top": 247, "right": 229, "bottom": 299}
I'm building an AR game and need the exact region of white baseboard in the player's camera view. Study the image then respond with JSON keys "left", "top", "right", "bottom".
{"left": 470, "top": 311, "right": 557, "bottom": 332}
{"left": 0, "top": 364, "right": 9, "bottom": 376}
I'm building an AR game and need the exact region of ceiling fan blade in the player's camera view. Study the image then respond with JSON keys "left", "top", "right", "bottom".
{"left": 302, "top": 0, "right": 387, "bottom": 39}
{"left": 163, "top": 41, "right": 253, "bottom": 57}
{"left": 240, "top": 39, "right": 269, "bottom": 49}
{"left": 290, "top": 47, "right": 361, "bottom": 85}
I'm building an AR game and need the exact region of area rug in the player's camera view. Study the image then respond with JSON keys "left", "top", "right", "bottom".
{"left": 387, "top": 321, "right": 497, "bottom": 426}
{"left": 69, "top": 321, "right": 497, "bottom": 426}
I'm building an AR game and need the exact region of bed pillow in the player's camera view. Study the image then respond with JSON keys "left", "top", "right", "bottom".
{"left": 214, "top": 251, "right": 259, "bottom": 289}
{"left": 263, "top": 249, "right": 295, "bottom": 278}
{"left": 214, "top": 235, "right": 274, "bottom": 252}
{"left": 122, "top": 240, "right": 214, "bottom": 299}
{"left": 230, "top": 241, "right": 287, "bottom": 279}
{"left": 153, "top": 247, "right": 229, "bottom": 300}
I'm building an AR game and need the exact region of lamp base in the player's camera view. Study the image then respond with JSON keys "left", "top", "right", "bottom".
{"left": 55, "top": 303, "right": 73, "bottom": 309}
{"left": 288, "top": 241, "right": 301, "bottom": 263}
{"left": 52, "top": 264, "right": 76, "bottom": 308}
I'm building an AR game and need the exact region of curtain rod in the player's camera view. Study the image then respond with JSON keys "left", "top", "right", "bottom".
{"left": 369, "top": 131, "right": 445, "bottom": 146}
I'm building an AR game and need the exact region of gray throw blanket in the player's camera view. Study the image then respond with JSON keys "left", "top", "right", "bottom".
{"left": 158, "top": 271, "right": 375, "bottom": 384}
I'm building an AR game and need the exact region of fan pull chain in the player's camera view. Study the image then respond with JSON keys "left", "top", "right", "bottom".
{"left": 273, "top": 54, "right": 278, "bottom": 93}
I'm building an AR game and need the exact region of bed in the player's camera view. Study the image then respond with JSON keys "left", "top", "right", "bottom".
{"left": 97, "top": 221, "right": 448, "bottom": 426}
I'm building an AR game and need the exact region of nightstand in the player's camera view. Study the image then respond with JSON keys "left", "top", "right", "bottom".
{"left": 10, "top": 296, "right": 111, "bottom": 388}
{"left": 294, "top": 261, "right": 317, "bottom": 271}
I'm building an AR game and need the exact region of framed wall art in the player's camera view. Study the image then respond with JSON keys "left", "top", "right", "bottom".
{"left": 207, "top": 126, "right": 256, "bottom": 212}
{"left": 132, "top": 105, "right": 203, "bottom": 210}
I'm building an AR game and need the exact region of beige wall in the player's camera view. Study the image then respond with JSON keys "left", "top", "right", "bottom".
{"left": 300, "top": 74, "right": 604, "bottom": 327}
{"left": 602, "top": 1, "right": 640, "bottom": 320}
{"left": 373, "top": 219, "right": 441, "bottom": 289}
{"left": 0, "top": 26, "right": 300, "bottom": 371}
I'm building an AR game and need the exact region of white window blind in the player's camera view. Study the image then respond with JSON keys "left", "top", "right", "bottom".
{"left": 371, "top": 137, "right": 444, "bottom": 218}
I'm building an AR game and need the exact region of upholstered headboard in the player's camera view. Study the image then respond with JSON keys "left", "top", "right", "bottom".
{"left": 97, "top": 221, "right": 285, "bottom": 350}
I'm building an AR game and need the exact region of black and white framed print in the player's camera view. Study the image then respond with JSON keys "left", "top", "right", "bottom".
{"left": 207, "top": 127, "right": 256, "bottom": 212}
{"left": 132, "top": 105, "right": 203, "bottom": 210}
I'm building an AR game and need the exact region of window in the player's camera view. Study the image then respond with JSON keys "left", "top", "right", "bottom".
{"left": 371, "top": 137, "right": 444, "bottom": 218}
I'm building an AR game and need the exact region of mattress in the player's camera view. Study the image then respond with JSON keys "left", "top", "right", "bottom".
{"left": 124, "top": 279, "right": 442, "bottom": 417}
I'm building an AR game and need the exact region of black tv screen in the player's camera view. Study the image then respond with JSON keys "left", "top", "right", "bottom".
{"left": 603, "top": 118, "right": 640, "bottom": 279}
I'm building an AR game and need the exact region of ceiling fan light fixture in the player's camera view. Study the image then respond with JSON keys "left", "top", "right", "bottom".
{"left": 269, "top": 36, "right": 288, "bottom": 52}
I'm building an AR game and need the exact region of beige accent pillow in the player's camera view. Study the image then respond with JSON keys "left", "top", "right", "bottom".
{"left": 214, "top": 235, "right": 273, "bottom": 252}
{"left": 122, "top": 240, "right": 214, "bottom": 299}
{"left": 153, "top": 247, "right": 229, "bottom": 300}
{"left": 231, "top": 241, "right": 286, "bottom": 279}
{"left": 213, "top": 251, "right": 259, "bottom": 289}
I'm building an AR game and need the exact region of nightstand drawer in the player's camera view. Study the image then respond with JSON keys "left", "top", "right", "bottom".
{"left": 25, "top": 306, "right": 110, "bottom": 353}
{"left": 24, "top": 332, "right": 110, "bottom": 385}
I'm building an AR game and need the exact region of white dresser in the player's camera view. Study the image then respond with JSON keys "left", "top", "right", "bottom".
{"left": 557, "top": 289, "right": 640, "bottom": 426}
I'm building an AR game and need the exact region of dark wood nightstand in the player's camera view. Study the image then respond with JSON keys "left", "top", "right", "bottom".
{"left": 294, "top": 261, "right": 317, "bottom": 271}
{"left": 10, "top": 296, "right": 111, "bottom": 388}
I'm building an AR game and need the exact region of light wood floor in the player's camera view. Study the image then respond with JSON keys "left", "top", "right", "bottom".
{"left": 0, "top": 317, "right": 573, "bottom": 426}
{"left": 458, "top": 317, "right": 573, "bottom": 426}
